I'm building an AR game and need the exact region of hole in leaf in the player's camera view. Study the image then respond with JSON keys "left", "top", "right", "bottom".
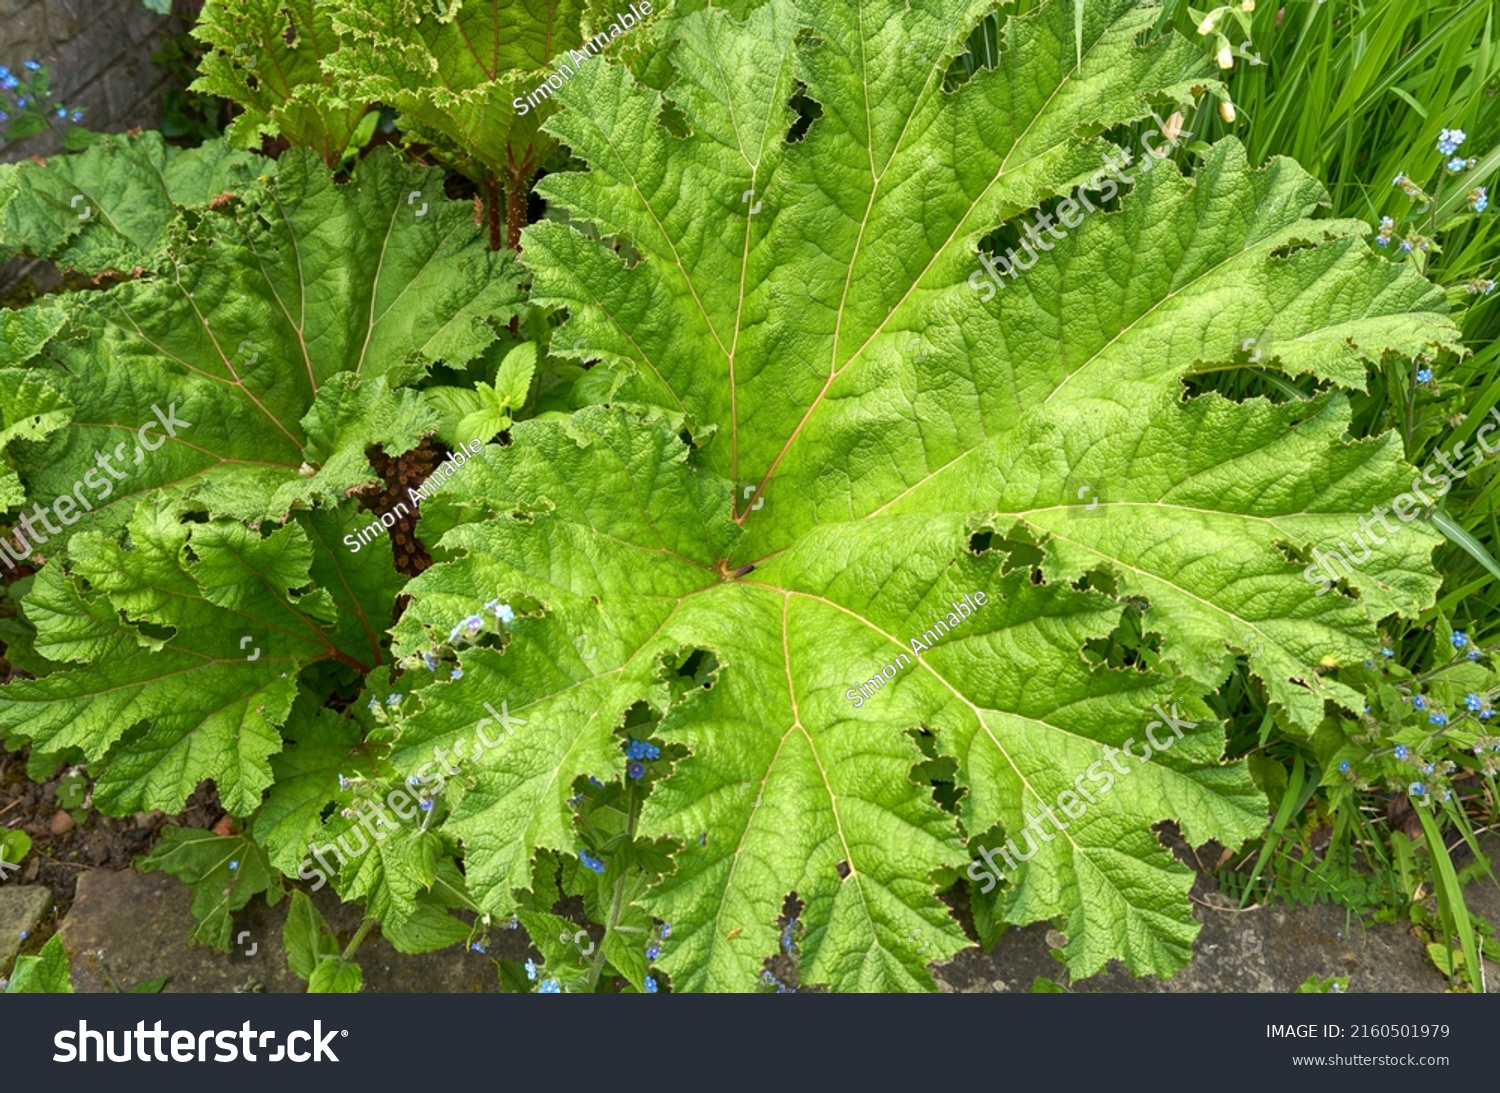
{"left": 786, "top": 81, "right": 820, "bottom": 143}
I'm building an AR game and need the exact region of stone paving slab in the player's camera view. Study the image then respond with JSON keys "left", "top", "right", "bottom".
{"left": 0, "top": 885, "right": 53, "bottom": 977}
{"left": 59, "top": 870, "right": 525, "bottom": 993}
{"left": 935, "top": 882, "right": 1451, "bottom": 994}
{"left": 52, "top": 856, "right": 1498, "bottom": 994}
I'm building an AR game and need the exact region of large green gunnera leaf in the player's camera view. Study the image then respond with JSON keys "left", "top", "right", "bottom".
{"left": 0, "top": 145, "right": 523, "bottom": 549}
{"left": 390, "top": 0, "right": 1460, "bottom": 991}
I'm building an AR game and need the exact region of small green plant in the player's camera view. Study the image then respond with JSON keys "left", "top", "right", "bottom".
{"left": 4, "top": 934, "right": 72, "bottom": 993}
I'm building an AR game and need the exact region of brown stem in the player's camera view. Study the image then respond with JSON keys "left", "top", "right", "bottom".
{"left": 505, "top": 175, "right": 527, "bottom": 252}
{"left": 485, "top": 175, "right": 503, "bottom": 253}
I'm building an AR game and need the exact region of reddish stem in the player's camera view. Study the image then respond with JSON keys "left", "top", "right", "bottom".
{"left": 485, "top": 175, "right": 503, "bottom": 252}
{"left": 505, "top": 176, "right": 527, "bottom": 252}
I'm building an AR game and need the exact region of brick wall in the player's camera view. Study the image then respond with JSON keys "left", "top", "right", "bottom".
{"left": 1, "top": 0, "right": 173, "bottom": 164}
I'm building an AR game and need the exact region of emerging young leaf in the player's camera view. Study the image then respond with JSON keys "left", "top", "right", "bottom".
{"left": 4, "top": 934, "right": 73, "bottom": 993}
{"left": 323, "top": 0, "right": 630, "bottom": 245}
{"left": 191, "top": 0, "right": 373, "bottom": 167}
{"left": 391, "top": 0, "right": 1462, "bottom": 991}
{"left": 283, "top": 889, "right": 342, "bottom": 981}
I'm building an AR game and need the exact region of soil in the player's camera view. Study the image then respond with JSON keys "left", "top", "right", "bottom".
{"left": 0, "top": 744, "right": 224, "bottom": 924}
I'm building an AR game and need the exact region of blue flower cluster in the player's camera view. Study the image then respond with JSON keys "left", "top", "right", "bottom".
{"left": 624, "top": 737, "right": 660, "bottom": 780}
{"left": 645, "top": 921, "right": 670, "bottom": 965}
{"left": 1437, "top": 128, "right": 1466, "bottom": 155}
{"left": 579, "top": 850, "right": 605, "bottom": 873}
{"left": 398, "top": 598, "right": 519, "bottom": 679}
{"left": 449, "top": 614, "right": 484, "bottom": 644}
{"left": 0, "top": 62, "right": 84, "bottom": 128}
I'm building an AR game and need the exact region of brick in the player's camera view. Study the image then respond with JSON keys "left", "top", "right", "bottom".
{"left": 102, "top": 64, "right": 140, "bottom": 121}
{"left": 123, "top": 0, "right": 168, "bottom": 43}
{"left": 45, "top": 8, "right": 129, "bottom": 99}
{"left": 41, "top": 0, "right": 87, "bottom": 41}
{"left": 1, "top": 4, "right": 49, "bottom": 62}
{"left": 0, "top": 0, "right": 40, "bottom": 20}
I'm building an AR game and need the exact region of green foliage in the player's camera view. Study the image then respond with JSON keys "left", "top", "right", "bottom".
{"left": 191, "top": 0, "right": 373, "bottom": 166}
{"left": 283, "top": 890, "right": 365, "bottom": 992}
{"left": 0, "top": 61, "right": 88, "bottom": 149}
{"left": 323, "top": 0, "right": 618, "bottom": 186}
{"left": 1, "top": 0, "right": 1494, "bottom": 995}
{"left": 138, "top": 828, "right": 285, "bottom": 950}
{"left": 1295, "top": 972, "right": 1348, "bottom": 994}
{"left": 4, "top": 934, "right": 73, "bottom": 993}
{"left": 427, "top": 341, "right": 538, "bottom": 446}
{"left": 0, "top": 828, "right": 30, "bottom": 875}
{"left": 1, "top": 144, "right": 520, "bottom": 543}
{"left": 0, "top": 140, "right": 519, "bottom": 951}
{"left": 0, "top": 130, "right": 266, "bottom": 274}
{"left": 365, "top": 0, "right": 1465, "bottom": 991}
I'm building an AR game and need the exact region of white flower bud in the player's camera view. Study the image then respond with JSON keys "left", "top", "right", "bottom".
{"left": 1220, "top": 100, "right": 1237, "bottom": 123}
{"left": 1217, "top": 44, "right": 1235, "bottom": 69}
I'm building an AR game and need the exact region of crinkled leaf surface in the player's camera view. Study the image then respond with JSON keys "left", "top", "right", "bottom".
{"left": 0, "top": 131, "right": 266, "bottom": 272}
{"left": 324, "top": 0, "right": 622, "bottom": 182}
{"left": 3, "top": 145, "right": 522, "bottom": 542}
{"left": 387, "top": 0, "right": 1462, "bottom": 991}
{"left": 0, "top": 503, "right": 400, "bottom": 816}
{"left": 5, "top": 934, "right": 73, "bottom": 993}
{"left": 191, "top": 0, "right": 372, "bottom": 166}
